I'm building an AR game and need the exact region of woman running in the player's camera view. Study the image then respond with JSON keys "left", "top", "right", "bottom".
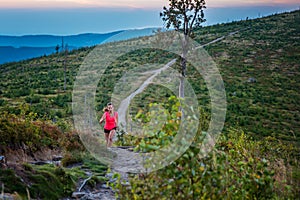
{"left": 99, "top": 102, "right": 118, "bottom": 147}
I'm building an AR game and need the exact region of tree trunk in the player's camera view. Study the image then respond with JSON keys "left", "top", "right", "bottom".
{"left": 64, "top": 46, "right": 68, "bottom": 92}
{"left": 179, "top": 59, "right": 186, "bottom": 119}
{"left": 64, "top": 63, "right": 67, "bottom": 91}
{"left": 179, "top": 34, "right": 188, "bottom": 98}
{"left": 179, "top": 75, "right": 185, "bottom": 98}
{"left": 179, "top": 34, "right": 189, "bottom": 119}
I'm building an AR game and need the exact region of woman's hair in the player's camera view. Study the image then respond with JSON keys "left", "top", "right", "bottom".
{"left": 103, "top": 102, "right": 112, "bottom": 112}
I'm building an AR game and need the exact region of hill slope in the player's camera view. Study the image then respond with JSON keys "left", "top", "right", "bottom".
{"left": 193, "top": 10, "right": 300, "bottom": 143}
{"left": 0, "top": 10, "right": 299, "bottom": 145}
{"left": 0, "top": 9, "right": 299, "bottom": 200}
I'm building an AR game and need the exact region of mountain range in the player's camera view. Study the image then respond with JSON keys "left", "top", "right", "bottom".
{"left": 0, "top": 27, "right": 157, "bottom": 64}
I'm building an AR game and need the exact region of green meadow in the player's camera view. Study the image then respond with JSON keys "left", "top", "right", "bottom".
{"left": 0, "top": 10, "right": 299, "bottom": 199}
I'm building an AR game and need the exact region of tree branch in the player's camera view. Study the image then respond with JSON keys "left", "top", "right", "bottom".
{"left": 189, "top": 9, "right": 200, "bottom": 35}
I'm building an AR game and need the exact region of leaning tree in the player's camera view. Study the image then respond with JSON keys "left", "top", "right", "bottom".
{"left": 160, "top": 0, "right": 206, "bottom": 98}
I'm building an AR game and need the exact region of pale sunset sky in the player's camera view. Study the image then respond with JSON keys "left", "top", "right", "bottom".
{"left": 0, "top": 0, "right": 299, "bottom": 35}
{"left": 0, "top": 0, "right": 299, "bottom": 9}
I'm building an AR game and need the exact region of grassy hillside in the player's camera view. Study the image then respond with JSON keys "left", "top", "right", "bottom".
{"left": 0, "top": 9, "right": 299, "bottom": 199}
{"left": 199, "top": 11, "right": 300, "bottom": 142}
{"left": 2, "top": 10, "right": 299, "bottom": 144}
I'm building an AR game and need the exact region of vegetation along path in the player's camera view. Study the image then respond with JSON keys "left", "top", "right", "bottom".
{"left": 117, "top": 28, "right": 245, "bottom": 129}
{"left": 72, "top": 28, "right": 247, "bottom": 200}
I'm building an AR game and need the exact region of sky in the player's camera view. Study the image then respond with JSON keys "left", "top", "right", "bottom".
{"left": 0, "top": 0, "right": 299, "bottom": 9}
{"left": 0, "top": 0, "right": 299, "bottom": 35}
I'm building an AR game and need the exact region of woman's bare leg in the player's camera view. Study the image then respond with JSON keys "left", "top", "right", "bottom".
{"left": 105, "top": 133, "right": 109, "bottom": 147}
{"left": 108, "top": 129, "right": 116, "bottom": 147}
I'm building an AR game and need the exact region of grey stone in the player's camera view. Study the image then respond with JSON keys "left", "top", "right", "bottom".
{"left": 247, "top": 77, "right": 257, "bottom": 83}
{"left": 0, "top": 194, "right": 14, "bottom": 200}
{"left": 0, "top": 155, "right": 5, "bottom": 161}
{"left": 101, "top": 184, "right": 109, "bottom": 189}
{"left": 30, "top": 161, "right": 51, "bottom": 165}
{"left": 52, "top": 155, "right": 63, "bottom": 161}
{"left": 71, "top": 192, "right": 86, "bottom": 198}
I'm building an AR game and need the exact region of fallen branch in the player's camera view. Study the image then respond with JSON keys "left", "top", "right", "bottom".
{"left": 78, "top": 176, "right": 92, "bottom": 192}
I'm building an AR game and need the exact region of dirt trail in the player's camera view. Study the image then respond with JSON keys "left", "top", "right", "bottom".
{"left": 110, "top": 147, "right": 146, "bottom": 174}
{"left": 117, "top": 59, "right": 176, "bottom": 130}
{"left": 117, "top": 29, "right": 243, "bottom": 129}
{"left": 70, "top": 28, "right": 244, "bottom": 200}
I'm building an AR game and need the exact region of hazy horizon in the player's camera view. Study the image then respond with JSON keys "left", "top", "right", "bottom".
{"left": 0, "top": 0, "right": 299, "bottom": 9}
{"left": 0, "top": 0, "right": 299, "bottom": 36}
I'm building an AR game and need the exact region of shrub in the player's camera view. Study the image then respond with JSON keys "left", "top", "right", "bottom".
{"left": 52, "top": 94, "right": 71, "bottom": 108}
{"left": 0, "top": 109, "right": 84, "bottom": 153}
{"left": 0, "top": 113, "right": 62, "bottom": 152}
{"left": 112, "top": 128, "right": 298, "bottom": 199}
{"left": 4, "top": 88, "right": 30, "bottom": 98}
{"left": 38, "top": 88, "right": 55, "bottom": 95}
{"left": 25, "top": 95, "right": 41, "bottom": 104}
{"left": 111, "top": 97, "right": 299, "bottom": 199}
{"left": 61, "top": 151, "right": 83, "bottom": 167}
{"left": 0, "top": 99, "right": 7, "bottom": 106}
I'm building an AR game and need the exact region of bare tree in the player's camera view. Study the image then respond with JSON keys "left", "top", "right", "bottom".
{"left": 64, "top": 44, "right": 68, "bottom": 91}
{"left": 160, "top": 0, "right": 206, "bottom": 98}
{"left": 55, "top": 44, "right": 60, "bottom": 54}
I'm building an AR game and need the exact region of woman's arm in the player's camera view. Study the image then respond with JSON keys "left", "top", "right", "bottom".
{"left": 99, "top": 113, "right": 106, "bottom": 124}
{"left": 115, "top": 112, "right": 118, "bottom": 127}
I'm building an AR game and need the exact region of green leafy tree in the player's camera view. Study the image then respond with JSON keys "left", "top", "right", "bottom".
{"left": 160, "top": 0, "right": 206, "bottom": 97}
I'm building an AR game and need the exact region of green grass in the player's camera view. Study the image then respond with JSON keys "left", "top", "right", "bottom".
{"left": 1, "top": 10, "right": 299, "bottom": 145}
{"left": 0, "top": 168, "right": 27, "bottom": 197}
{"left": 206, "top": 11, "right": 300, "bottom": 143}
{"left": 0, "top": 154, "right": 108, "bottom": 199}
{"left": 0, "top": 9, "right": 299, "bottom": 200}
{"left": 0, "top": 164, "right": 82, "bottom": 199}
{"left": 0, "top": 112, "right": 107, "bottom": 199}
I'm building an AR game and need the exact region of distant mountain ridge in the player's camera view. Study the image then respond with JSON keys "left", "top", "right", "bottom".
{"left": 0, "top": 31, "right": 123, "bottom": 48}
{"left": 0, "top": 46, "right": 77, "bottom": 65}
{"left": 0, "top": 27, "right": 158, "bottom": 64}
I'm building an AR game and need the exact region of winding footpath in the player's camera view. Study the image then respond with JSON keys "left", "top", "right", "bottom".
{"left": 117, "top": 59, "right": 177, "bottom": 129}
{"left": 117, "top": 28, "right": 246, "bottom": 129}
{"left": 70, "top": 28, "right": 245, "bottom": 200}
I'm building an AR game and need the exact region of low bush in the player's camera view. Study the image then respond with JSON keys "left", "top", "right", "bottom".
{"left": 112, "top": 97, "right": 299, "bottom": 199}
{"left": 25, "top": 95, "right": 41, "bottom": 104}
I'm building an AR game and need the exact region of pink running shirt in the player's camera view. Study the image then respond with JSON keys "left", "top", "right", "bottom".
{"left": 104, "top": 112, "right": 117, "bottom": 130}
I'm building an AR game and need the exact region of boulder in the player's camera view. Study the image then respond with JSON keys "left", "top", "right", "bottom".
{"left": 0, "top": 155, "right": 6, "bottom": 168}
